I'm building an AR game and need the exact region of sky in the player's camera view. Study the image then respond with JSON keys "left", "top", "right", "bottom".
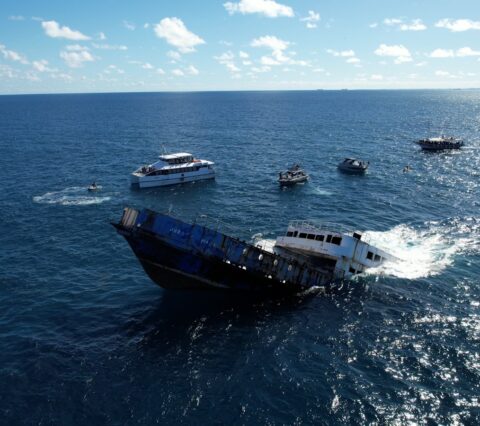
{"left": 1, "top": 0, "right": 480, "bottom": 94}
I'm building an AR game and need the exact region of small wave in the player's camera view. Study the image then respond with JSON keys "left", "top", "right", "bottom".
{"left": 33, "top": 186, "right": 111, "bottom": 206}
{"left": 364, "top": 218, "right": 479, "bottom": 279}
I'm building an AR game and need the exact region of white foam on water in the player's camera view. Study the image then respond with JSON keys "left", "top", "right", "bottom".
{"left": 364, "top": 219, "right": 479, "bottom": 279}
{"left": 33, "top": 186, "right": 111, "bottom": 206}
{"left": 311, "top": 186, "right": 333, "bottom": 196}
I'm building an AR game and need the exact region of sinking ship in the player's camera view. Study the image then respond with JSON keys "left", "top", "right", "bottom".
{"left": 113, "top": 208, "right": 396, "bottom": 292}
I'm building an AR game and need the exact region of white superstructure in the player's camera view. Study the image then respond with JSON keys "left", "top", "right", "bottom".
{"left": 131, "top": 152, "right": 215, "bottom": 188}
{"left": 273, "top": 220, "right": 397, "bottom": 278}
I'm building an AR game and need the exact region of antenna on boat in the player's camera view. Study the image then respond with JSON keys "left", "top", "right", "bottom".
{"left": 161, "top": 144, "right": 167, "bottom": 155}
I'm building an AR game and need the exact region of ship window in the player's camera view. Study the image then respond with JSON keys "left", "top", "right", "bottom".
{"left": 315, "top": 235, "right": 324, "bottom": 241}
{"left": 374, "top": 254, "right": 381, "bottom": 262}
{"left": 299, "top": 233, "right": 307, "bottom": 239}
{"left": 367, "top": 251, "right": 374, "bottom": 260}
{"left": 286, "top": 231, "right": 294, "bottom": 237}
{"left": 349, "top": 267, "right": 356, "bottom": 274}
{"left": 307, "top": 234, "right": 315, "bottom": 240}
{"left": 293, "top": 231, "right": 298, "bottom": 237}
{"left": 258, "top": 254, "right": 263, "bottom": 261}
{"left": 331, "top": 236, "right": 342, "bottom": 245}
{"left": 326, "top": 235, "right": 332, "bottom": 243}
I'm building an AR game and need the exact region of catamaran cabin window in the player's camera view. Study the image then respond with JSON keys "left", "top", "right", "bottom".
{"left": 315, "top": 235, "right": 324, "bottom": 241}
{"left": 367, "top": 251, "right": 374, "bottom": 260}
{"left": 307, "top": 234, "right": 315, "bottom": 240}
{"left": 331, "top": 236, "right": 342, "bottom": 245}
{"left": 326, "top": 235, "right": 332, "bottom": 243}
{"left": 293, "top": 231, "right": 298, "bottom": 237}
{"left": 286, "top": 231, "right": 294, "bottom": 237}
{"left": 374, "top": 254, "right": 381, "bottom": 262}
{"left": 349, "top": 267, "right": 356, "bottom": 274}
{"left": 299, "top": 233, "right": 307, "bottom": 239}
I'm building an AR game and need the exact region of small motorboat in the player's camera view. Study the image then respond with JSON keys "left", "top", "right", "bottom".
{"left": 278, "top": 164, "right": 309, "bottom": 186}
{"left": 337, "top": 158, "right": 369, "bottom": 173}
{"left": 417, "top": 136, "right": 463, "bottom": 151}
{"left": 87, "top": 182, "right": 99, "bottom": 192}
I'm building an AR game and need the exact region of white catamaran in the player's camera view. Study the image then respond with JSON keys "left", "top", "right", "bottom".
{"left": 131, "top": 152, "right": 215, "bottom": 188}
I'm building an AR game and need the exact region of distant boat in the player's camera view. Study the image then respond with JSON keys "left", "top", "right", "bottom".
{"left": 278, "top": 164, "right": 309, "bottom": 186}
{"left": 131, "top": 152, "right": 215, "bottom": 189}
{"left": 337, "top": 158, "right": 369, "bottom": 173}
{"left": 417, "top": 136, "right": 464, "bottom": 151}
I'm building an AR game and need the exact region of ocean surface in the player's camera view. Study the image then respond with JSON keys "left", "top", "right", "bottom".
{"left": 0, "top": 90, "right": 479, "bottom": 425}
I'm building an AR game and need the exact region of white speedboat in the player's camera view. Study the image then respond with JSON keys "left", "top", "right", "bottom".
{"left": 265, "top": 220, "right": 397, "bottom": 278}
{"left": 278, "top": 164, "right": 309, "bottom": 186}
{"left": 131, "top": 152, "right": 215, "bottom": 188}
{"left": 417, "top": 137, "right": 463, "bottom": 151}
{"left": 337, "top": 158, "right": 369, "bottom": 173}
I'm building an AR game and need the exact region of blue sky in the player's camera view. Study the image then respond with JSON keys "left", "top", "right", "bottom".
{"left": 1, "top": 0, "right": 480, "bottom": 93}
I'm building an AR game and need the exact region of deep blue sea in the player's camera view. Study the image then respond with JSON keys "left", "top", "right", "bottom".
{"left": 0, "top": 90, "right": 479, "bottom": 425}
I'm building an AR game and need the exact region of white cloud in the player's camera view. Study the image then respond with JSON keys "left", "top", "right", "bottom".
{"left": 41, "top": 20, "right": 90, "bottom": 40}
{"left": 456, "top": 47, "right": 480, "bottom": 57}
{"left": 186, "top": 65, "right": 199, "bottom": 75}
{"left": 123, "top": 20, "right": 136, "bottom": 31}
{"left": 435, "top": 18, "right": 480, "bottom": 32}
{"left": 239, "top": 50, "right": 249, "bottom": 58}
{"left": 371, "top": 74, "right": 383, "bottom": 80}
{"left": 429, "top": 48, "right": 455, "bottom": 58}
{"left": 251, "top": 35, "right": 289, "bottom": 52}
{"left": 429, "top": 47, "right": 480, "bottom": 58}
{"left": 215, "top": 51, "right": 241, "bottom": 72}
{"left": 167, "top": 50, "right": 182, "bottom": 61}
{"left": 154, "top": 17, "right": 205, "bottom": 53}
{"left": 156, "top": 68, "right": 165, "bottom": 75}
{"left": 251, "top": 35, "right": 307, "bottom": 66}
{"left": 172, "top": 68, "right": 184, "bottom": 76}
{"left": 98, "top": 32, "right": 106, "bottom": 40}
{"left": 142, "top": 62, "right": 154, "bottom": 69}
{"left": 32, "top": 59, "right": 56, "bottom": 72}
{"left": 435, "top": 70, "right": 452, "bottom": 77}
{"left": 92, "top": 43, "right": 128, "bottom": 50}
{"left": 301, "top": 11, "right": 320, "bottom": 29}
{"left": 374, "top": 44, "right": 412, "bottom": 64}
{"left": 383, "top": 18, "right": 402, "bottom": 26}
{"left": 251, "top": 65, "right": 271, "bottom": 73}
{"left": 60, "top": 45, "right": 94, "bottom": 67}
{"left": 103, "top": 65, "right": 124, "bottom": 74}
{"left": 327, "top": 49, "right": 355, "bottom": 57}
{"left": 383, "top": 18, "right": 426, "bottom": 31}
{"left": 400, "top": 19, "right": 427, "bottom": 31}
{"left": 369, "top": 22, "right": 378, "bottom": 28}
{"left": 0, "top": 44, "right": 29, "bottom": 64}
{"left": 346, "top": 57, "right": 360, "bottom": 64}
{"left": 224, "top": 0, "right": 294, "bottom": 18}
{"left": 8, "top": 15, "right": 25, "bottom": 21}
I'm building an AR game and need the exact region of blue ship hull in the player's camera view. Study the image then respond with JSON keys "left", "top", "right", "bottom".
{"left": 114, "top": 208, "right": 335, "bottom": 292}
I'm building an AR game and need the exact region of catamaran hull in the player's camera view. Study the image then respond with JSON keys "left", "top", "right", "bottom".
{"left": 131, "top": 172, "right": 215, "bottom": 189}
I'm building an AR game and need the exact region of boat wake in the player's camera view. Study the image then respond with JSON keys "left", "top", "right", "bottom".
{"left": 33, "top": 186, "right": 111, "bottom": 206}
{"left": 364, "top": 217, "right": 479, "bottom": 279}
